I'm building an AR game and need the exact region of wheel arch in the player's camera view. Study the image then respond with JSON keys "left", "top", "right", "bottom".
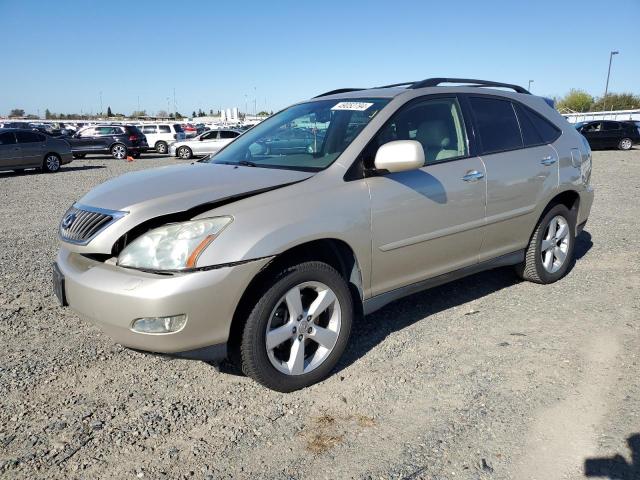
{"left": 227, "top": 238, "right": 364, "bottom": 357}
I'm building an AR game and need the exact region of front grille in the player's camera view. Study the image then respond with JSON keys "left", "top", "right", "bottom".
{"left": 59, "top": 204, "right": 125, "bottom": 245}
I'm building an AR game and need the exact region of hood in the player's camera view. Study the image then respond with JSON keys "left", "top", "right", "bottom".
{"left": 79, "top": 163, "right": 313, "bottom": 212}
{"left": 66, "top": 163, "right": 313, "bottom": 254}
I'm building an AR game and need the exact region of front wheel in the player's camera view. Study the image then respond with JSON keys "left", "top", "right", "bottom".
{"left": 618, "top": 138, "right": 633, "bottom": 150}
{"left": 111, "top": 144, "right": 127, "bottom": 159}
{"left": 516, "top": 204, "right": 575, "bottom": 284}
{"left": 42, "top": 154, "right": 61, "bottom": 173}
{"left": 177, "top": 146, "right": 192, "bottom": 159}
{"left": 240, "top": 261, "right": 353, "bottom": 392}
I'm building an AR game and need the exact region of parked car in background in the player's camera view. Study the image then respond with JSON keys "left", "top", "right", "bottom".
{"left": 66, "top": 125, "right": 148, "bottom": 159}
{"left": 575, "top": 120, "right": 639, "bottom": 150}
{"left": 0, "top": 128, "right": 73, "bottom": 173}
{"left": 55, "top": 78, "right": 594, "bottom": 392}
{"left": 182, "top": 123, "right": 198, "bottom": 138}
{"left": 169, "top": 129, "right": 241, "bottom": 159}
{"left": 258, "top": 127, "right": 325, "bottom": 155}
{"left": 136, "top": 124, "right": 186, "bottom": 154}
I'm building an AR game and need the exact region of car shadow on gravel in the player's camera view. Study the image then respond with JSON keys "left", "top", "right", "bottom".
{"left": 0, "top": 165, "right": 106, "bottom": 177}
{"left": 335, "top": 230, "right": 594, "bottom": 373}
{"left": 584, "top": 433, "right": 640, "bottom": 479}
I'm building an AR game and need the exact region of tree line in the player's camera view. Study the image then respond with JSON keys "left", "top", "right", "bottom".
{"left": 555, "top": 91, "right": 640, "bottom": 113}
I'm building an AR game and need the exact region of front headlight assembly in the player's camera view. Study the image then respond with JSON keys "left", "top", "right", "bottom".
{"left": 117, "top": 216, "right": 232, "bottom": 271}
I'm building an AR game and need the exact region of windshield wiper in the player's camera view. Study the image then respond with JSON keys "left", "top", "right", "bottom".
{"left": 237, "top": 160, "right": 257, "bottom": 167}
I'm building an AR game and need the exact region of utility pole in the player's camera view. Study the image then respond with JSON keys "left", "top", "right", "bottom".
{"left": 173, "top": 88, "right": 177, "bottom": 116}
{"left": 254, "top": 86, "right": 257, "bottom": 115}
{"left": 528, "top": 80, "right": 534, "bottom": 92}
{"left": 603, "top": 50, "right": 619, "bottom": 112}
{"left": 99, "top": 91, "right": 103, "bottom": 116}
{"left": 137, "top": 95, "right": 140, "bottom": 112}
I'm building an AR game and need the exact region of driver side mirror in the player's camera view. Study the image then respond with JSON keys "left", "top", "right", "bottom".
{"left": 374, "top": 140, "right": 425, "bottom": 173}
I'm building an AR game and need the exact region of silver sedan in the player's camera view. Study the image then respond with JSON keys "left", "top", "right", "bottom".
{"left": 168, "top": 129, "right": 241, "bottom": 159}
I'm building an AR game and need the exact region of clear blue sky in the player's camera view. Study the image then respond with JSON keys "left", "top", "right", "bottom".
{"left": 1, "top": 0, "right": 638, "bottom": 116}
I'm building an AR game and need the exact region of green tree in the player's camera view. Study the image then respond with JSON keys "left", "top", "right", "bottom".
{"left": 556, "top": 89, "right": 594, "bottom": 113}
{"left": 107, "top": 106, "right": 113, "bottom": 117}
{"left": 45, "top": 109, "right": 52, "bottom": 119}
{"left": 9, "top": 108, "right": 25, "bottom": 118}
{"left": 130, "top": 110, "right": 147, "bottom": 118}
{"left": 592, "top": 92, "right": 640, "bottom": 111}
{"left": 192, "top": 111, "right": 197, "bottom": 118}
{"left": 175, "top": 112, "right": 183, "bottom": 120}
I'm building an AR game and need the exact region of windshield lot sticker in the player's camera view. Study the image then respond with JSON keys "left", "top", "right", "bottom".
{"left": 331, "top": 102, "right": 374, "bottom": 111}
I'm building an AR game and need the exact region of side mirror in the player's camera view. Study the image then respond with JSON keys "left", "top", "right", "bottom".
{"left": 374, "top": 140, "right": 425, "bottom": 173}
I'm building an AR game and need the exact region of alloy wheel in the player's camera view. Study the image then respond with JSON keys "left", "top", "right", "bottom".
{"left": 178, "top": 147, "right": 191, "bottom": 159}
{"left": 112, "top": 145, "right": 126, "bottom": 159}
{"left": 46, "top": 155, "right": 60, "bottom": 171}
{"left": 620, "top": 138, "right": 632, "bottom": 150}
{"left": 265, "top": 281, "right": 341, "bottom": 376}
{"left": 540, "top": 215, "right": 570, "bottom": 273}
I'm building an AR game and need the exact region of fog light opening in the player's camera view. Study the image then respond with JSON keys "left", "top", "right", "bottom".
{"left": 131, "top": 314, "right": 187, "bottom": 334}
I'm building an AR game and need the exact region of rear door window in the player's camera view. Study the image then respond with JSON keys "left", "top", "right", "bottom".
{"left": 219, "top": 130, "right": 239, "bottom": 139}
{"left": 158, "top": 125, "right": 171, "bottom": 133}
{"left": 16, "top": 131, "right": 43, "bottom": 143}
{"left": 602, "top": 121, "right": 621, "bottom": 131}
{"left": 142, "top": 125, "right": 157, "bottom": 134}
{"left": 0, "top": 132, "right": 16, "bottom": 144}
{"left": 469, "top": 96, "right": 523, "bottom": 154}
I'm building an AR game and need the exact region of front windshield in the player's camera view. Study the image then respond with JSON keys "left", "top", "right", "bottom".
{"left": 205, "top": 98, "right": 389, "bottom": 171}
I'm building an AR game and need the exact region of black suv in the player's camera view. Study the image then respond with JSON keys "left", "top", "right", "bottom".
{"left": 67, "top": 125, "right": 148, "bottom": 159}
{"left": 575, "top": 120, "right": 639, "bottom": 150}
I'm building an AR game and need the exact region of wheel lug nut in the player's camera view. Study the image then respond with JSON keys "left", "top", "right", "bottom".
{"left": 307, "top": 327, "right": 312, "bottom": 334}
{"left": 297, "top": 315, "right": 303, "bottom": 321}
{"left": 298, "top": 334, "right": 303, "bottom": 341}
{"left": 292, "top": 327, "right": 297, "bottom": 334}
{"left": 307, "top": 316, "right": 312, "bottom": 321}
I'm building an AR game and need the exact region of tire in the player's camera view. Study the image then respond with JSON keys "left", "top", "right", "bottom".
{"left": 516, "top": 204, "right": 575, "bottom": 284}
{"left": 72, "top": 153, "right": 86, "bottom": 159}
{"left": 155, "top": 141, "right": 168, "bottom": 154}
{"left": 111, "top": 143, "right": 127, "bottom": 159}
{"left": 42, "top": 153, "right": 61, "bottom": 173}
{"left": 618, "top": 138, "right": 633, "bottom": 150}
{"left": 177, "top": 146, "right": 192, "bottom": 159}
{"left": 240, "top": 261, "right": 353, "bottom": 392}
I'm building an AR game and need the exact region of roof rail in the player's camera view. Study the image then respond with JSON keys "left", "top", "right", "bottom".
{"left": 411, "top": 78, "right": 530, "bottom": 94}
{"left": 313, "top": 88, "right": 364, "bottom": 98}
{"left": 375, "top": 81, "right": 417, "bottom": 89}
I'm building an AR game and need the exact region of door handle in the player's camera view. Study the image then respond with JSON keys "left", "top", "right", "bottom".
{"left": 540, "top": 156, "right": 557, "bottom": 166}
{"left": 462, "top": 170, "right": 485, "bottom": 182}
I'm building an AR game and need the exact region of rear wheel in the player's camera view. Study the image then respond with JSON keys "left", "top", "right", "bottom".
{"left": 42, "top": 153, "right": 61, "bottom": 173}
{"left": 240, "top": 261, "right": 353, "bottom": 392}
{"left": 516, "top": 204, "right": 575, "bottom": 284}
{"left": 177, "top": 146, "right": 192, "bottom": 159}
{"left": 155, "top": 141, "right": 168, "bottom": 154}
{"left": 111, "top": 143, "right": 127, "bottom": 159}
{"left": 618, "top": 138, "right": 633, "bottom": 150}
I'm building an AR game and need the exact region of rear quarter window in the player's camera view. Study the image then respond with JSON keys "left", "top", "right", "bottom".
{"left": 514, "top": 103, "right": 561, "bottom": 146}
{"left": 158, "top": 125, "right": 171, "bottom": 133}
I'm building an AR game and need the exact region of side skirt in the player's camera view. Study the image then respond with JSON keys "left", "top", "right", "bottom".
{"left": 363, "top": 250, "right": 525, "bottom": 315}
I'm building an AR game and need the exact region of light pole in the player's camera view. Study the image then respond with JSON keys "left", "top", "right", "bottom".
{"left": 528, "top": 80, "right": 534, "bottom": 92}
{"left": 603, "top": 50, "right": 619, "bottom": 111}
{"left": 99, "top": 91, "right": 103, "bottom": 117}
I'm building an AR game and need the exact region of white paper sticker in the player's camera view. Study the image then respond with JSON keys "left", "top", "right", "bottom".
{"left": 331, "top": 101, "right": 374, "bottom": 111}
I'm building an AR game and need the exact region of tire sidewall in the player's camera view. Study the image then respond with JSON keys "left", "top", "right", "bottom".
{"left": 242, "top": 262, "right": 353, "bottom": 392}
{"left": 533, "top": 204, "right": 576, "bottom": 283}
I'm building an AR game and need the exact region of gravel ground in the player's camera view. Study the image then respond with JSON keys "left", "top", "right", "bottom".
{"left": 1, "top": 151, "right": 639, "bottom": 480}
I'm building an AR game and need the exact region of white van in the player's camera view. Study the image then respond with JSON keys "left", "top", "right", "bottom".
{"left": 137, "top": 124, "right": 186, "bottom": 154}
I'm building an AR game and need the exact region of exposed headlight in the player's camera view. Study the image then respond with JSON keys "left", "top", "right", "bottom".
{"left": 117, "top": 217, "right": 232, "bottom": 270}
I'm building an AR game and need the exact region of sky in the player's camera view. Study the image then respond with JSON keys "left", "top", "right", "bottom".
{"left": 1, "top": 0, "right": 638, "bottom": 117}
